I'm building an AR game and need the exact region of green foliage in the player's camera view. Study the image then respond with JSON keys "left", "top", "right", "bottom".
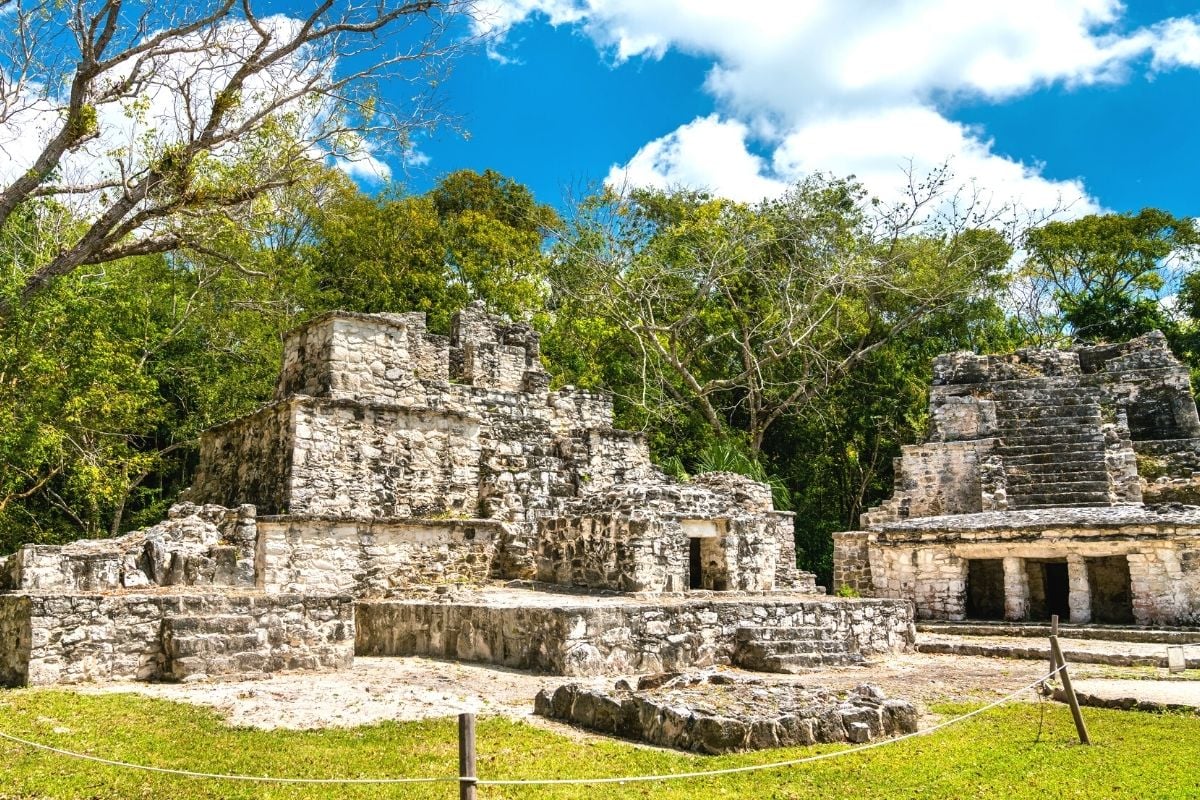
{"left": 834, "top": 584, "right": 861, "bottom": 598}
{"left": 693, "top": 440, "right": 793, "bottom": 511}
{"left": 1024, "top": 208, "right": 1200, "bottom": 343}
{"left": 1, "top": 690, "right": 1199, "bottom": 798}
{"left": 310, "top": 169, "right": 557, "bottom": 330}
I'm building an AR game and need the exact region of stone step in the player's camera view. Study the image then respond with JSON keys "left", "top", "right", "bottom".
{"left": 916, "top": 621, "right": 1200, "bottom": 644}
{"left": 737, "top": 639, "right": 850, "bottom": 658}
{"left": 995, "top": 421, "right": 1103, "bottom": 434}
{"left": 992, "top": 400, "right": 1099, "bottom": 413}
{"left": 998, "top": 462, "right": 1108, "bottom": 474}
{"left": 915, "top": 640, "right": 1200, "bottom": 669}
{"left": 1007, "top": 493, "right": 1112, "bottom": 508}
{"left": 1002, "top": 454, "right": 1116, "bottom": 467}
{"left": 163, "top": 614, "right": 257, "bottom": 635}
{"left": 1003, "top": 477, "right": 1110, "bottom": 491}
{"left": 764, "top": 652, "right": 866, "bottom": 672}
{"left": 993, "top": 407, "right": 1099, "bottom": 419}
{"left": 734, "top": 625, "right": 825, "bottom": 643}
{"left": 999, "top": 432, "right": 1105, "bottom": 445}
{"left": 999, "top": 443, "right": 1106, "bottom": 456}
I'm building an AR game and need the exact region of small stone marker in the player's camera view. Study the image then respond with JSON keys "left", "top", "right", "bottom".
{"left": 1167, "top": 646, "right": 1186, "bottom": 673}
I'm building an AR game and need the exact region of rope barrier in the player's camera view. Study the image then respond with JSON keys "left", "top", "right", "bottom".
{"left": 0, "top": 663, "right": 1066, "bottom": 787}
{"left": 0, "top": 728, "right": 456, "bottom": 785}
{"left": 476, "top": 663, "right": 1066, "bottom": 786}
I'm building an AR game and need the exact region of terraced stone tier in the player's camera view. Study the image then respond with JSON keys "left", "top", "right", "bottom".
{"left": 355, "top": 586, "right": 915, "bottom": 676}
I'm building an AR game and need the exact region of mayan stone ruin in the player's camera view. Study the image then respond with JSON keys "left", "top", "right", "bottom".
{"left": 834, "top": 331, "right": 1200, "bottom": 625}
{"left": 1, "top": 303, "right": 915, "bottom": 688}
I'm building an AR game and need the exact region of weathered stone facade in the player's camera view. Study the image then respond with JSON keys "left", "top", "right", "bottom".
{"left": 2, "top": 304, "right": 912, "bottom": 687}
{"left": 835, "top": 333, "right": 1200, "bottom": 625}
{"left": 356, "top": 589, "right": 914, "bottom": 676}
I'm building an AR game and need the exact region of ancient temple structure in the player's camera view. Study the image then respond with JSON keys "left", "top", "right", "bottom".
{"left": 2, "top": 304, "right": 914, "bottom": 687}
{"left": 834, "top": 332, "right": 1200, "bottom": 625}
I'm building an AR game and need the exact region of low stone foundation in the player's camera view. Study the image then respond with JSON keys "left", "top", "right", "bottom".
{"left": 355, "top": 588, "right": 915, "bottom": 675}
{"left": 535, "top": 675, "right": 918, "bottom": 753}
{"left": 0, "top": 591, "right": 354, "bottom": 687}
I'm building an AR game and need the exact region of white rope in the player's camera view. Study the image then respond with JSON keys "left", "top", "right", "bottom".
{"left": 477, "top": 663, "right": 1067, "bottom": 786}
{"left": 0, "top": 728, "right": 455, "bottom": 785}
{"left": 0, "top": 664, "right": 1066, "bottom": 787}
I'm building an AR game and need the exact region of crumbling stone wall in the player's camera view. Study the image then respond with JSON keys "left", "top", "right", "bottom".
{"left": 0, "top": 591, "right": 354, "bottom": 687}
{"left": 257, "top": 517, "right": 504, "bottom": 596}
{"left": 1, "top": 504, "right": 257, "bottom": 593}
{"left": 535, "top": 475, "right": 802, "bottom": 594}
{"left": 356, "top": 594, "right": 914, "bottom": 676}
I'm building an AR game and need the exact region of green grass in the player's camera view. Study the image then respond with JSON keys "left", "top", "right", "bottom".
{"left": 1, "top": 690, "right": 1198, "bottom": 799}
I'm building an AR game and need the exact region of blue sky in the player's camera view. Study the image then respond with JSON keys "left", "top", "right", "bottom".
{"left": 368, "top": 2, "right": 1200, "bottom": 218}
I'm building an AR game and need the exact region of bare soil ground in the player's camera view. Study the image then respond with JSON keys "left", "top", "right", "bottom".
{"left": 71, "top": 652, "right": 1149, "bottom": 731}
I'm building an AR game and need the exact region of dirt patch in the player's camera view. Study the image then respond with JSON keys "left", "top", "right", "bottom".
{"left": 69, "top": 652, "right": 1095, "bottom": 731}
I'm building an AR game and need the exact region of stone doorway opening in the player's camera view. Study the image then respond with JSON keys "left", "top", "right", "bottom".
{"left": 1026, "top": 559, "right": 1071, "bottom": 621}
{"left": 683, "top": 520, "right": 728, "bottom": 591}
{"left": 965, "top": 559, "right": 1005, "bottom": 619}
{"left": 1087, "top": 555, "right": 1134, "bottom": 624}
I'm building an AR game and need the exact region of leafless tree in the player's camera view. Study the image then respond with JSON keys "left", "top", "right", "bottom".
{"left": 0, "top": 0, "right": 475, "bottom": 318}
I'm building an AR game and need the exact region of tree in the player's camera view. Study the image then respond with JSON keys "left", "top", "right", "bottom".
{"left": 1021, "top": 209, "right": 1200, "bottom": 343}
{"left": 0, "top": 0, "right": 473, "bottom": 319}
{"left": 549, "top": 170, "right": 1014, "bottom": 452}
{"left": 310, "top": 169, "right": 557, "bottom": 329}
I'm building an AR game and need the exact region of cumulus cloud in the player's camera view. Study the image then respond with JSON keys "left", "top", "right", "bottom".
{"left": 488, "top": 1, "right": 1200, "bottom": 210}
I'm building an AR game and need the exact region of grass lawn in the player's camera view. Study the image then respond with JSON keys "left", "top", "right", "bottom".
{"left": 1, "top": 689, "right": 1198, "bottom": 799}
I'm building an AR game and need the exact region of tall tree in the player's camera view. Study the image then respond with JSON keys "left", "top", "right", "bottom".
{"left": 0, "top": 0, "right": 473, "bottom": 319}
{"left": 549, "top": 172, "right": 1014, "bottom": 452}
{"left": 310, "top": 169, "right": 557, "bottom": 329}
{"left": 1021, "top": 209, "right": 1200, "bottom": 343}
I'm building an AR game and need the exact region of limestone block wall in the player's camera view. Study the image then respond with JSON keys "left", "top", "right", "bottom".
{"left": 287, "top": 400, "right": 480, "bottom": 518}
{"left": 190, "top": 402, "right": 294, "bottom": 512}
{"left": 274, "top": 313, "right": 449, "bottom": 403}
{"left": 534, "top": 474, "right": 801, "bottom": 594}
{"left": 257, "top": 517, "right": 504, "bottom": 596}
{"left": 355, "top": 596, "right": 915, "bottom": 676}
{"left": 0, "top": 592, "right": 354, "bottom": 687}
{"left": 862, "top": 440, "right": 995, "bottom": 526}
{"left": 0, "top": 595, "right": 31, "bottom": 686}
{"left": 832, "top": 531, "right": 872, "bottom": 594}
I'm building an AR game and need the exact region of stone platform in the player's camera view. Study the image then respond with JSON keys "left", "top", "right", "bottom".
{"left": 535, "top": 673, "right": 918, "bottom": 753}
{"left": 0, "top": 590, "right": 354, "bottom": 687}
{"left": 355, "top": 586, "right": 915, "bottom": 676}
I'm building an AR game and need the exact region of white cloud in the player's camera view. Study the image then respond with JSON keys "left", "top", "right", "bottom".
{"left": 605, "top": 115, "right": 785, "bottom": 202}
{"left": 490, "top": 1, "right": 1200, "bottom": 212}
{"left": 1151, "top": 18, "right": 1200, "bottom": 68}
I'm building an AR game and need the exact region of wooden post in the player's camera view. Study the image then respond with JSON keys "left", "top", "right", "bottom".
{"left": 1046, "top": 614, "right": 1059, "bottom": 689}
{"left": 459, "top": 713, "right": 477, "bottom": 800}
{"left": 1049, "top": 634, "right": 1091, "bottom": 745}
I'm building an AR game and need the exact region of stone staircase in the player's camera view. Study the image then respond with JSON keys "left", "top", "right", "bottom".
{"left": 161, "top": 614, "right": 268, "bottom": 681}
{"left": 731, "top": 624, "right": 864, "bottom": 672}
{"left": 992, "top": 383, "right": 1112, "bottom": 509}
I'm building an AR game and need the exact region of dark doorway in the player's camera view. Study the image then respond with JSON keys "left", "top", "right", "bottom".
{"left": 966, "top": 559, "right": 1005, "bottom": 619}
{"left": 688, "top": 538, "right": 702, "bottom": 590}
{"left": 1088, "top": 556, "right": 1134, "bottom": 624}
{"left": 1043, "top": 562, "right": 1071, "bottom": 621}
